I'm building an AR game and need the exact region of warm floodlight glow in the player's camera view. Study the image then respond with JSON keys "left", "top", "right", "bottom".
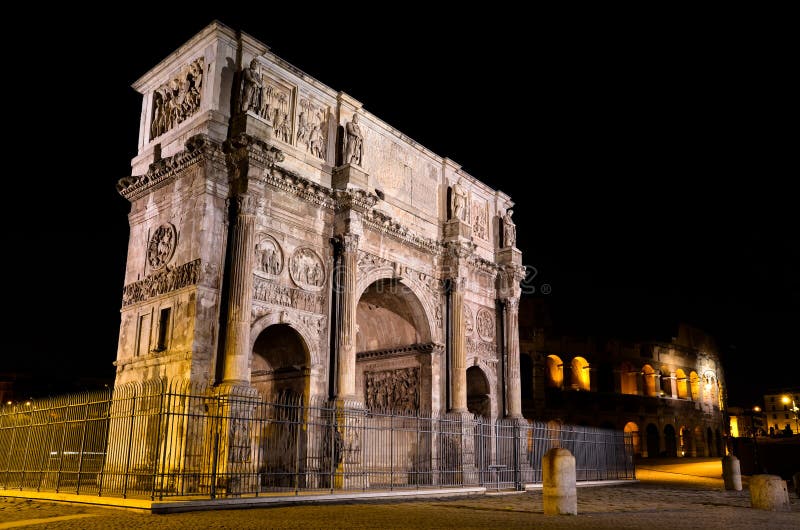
{"left": 753, "top": 406, "right": 761, "bottom": 412}
{"left": 782, "top": 396, "right": 791, "bottom": 404}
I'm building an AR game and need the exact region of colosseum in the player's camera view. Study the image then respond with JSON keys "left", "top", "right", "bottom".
{"left": 519, "top": 299, "right": 727, "bottom": 458}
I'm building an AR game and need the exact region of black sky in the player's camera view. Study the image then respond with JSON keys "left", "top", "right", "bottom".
{"left": 7, "top": 11, "right": 796, "bottom": 406}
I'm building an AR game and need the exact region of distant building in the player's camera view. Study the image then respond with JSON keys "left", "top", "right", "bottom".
{"left": 763, "top": 390, "right": 800, "bottom": 435}
{"left": 520, "top": 300, "right": 727, "bottom": 458}
{"left": 728, "top": 406, "right": 763, "bottom": 438}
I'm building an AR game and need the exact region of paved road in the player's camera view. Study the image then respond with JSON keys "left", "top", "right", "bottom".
{"left": 1, "top": 459, "right": 797, "bottom": 528}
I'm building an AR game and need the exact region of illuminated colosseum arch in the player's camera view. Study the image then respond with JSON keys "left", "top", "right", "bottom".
{"left": 570, "top": 357, "right": 590, "bottom": 391}
{"left": 624, "top": 421, "right": 641, "bottom": 456}
{"left": 546, "top": 355, "right": 564, "bottom": 388}
{"left": 689, "top": 371, "right": 700, "bottom": 401}
{"left": 675, "top": 369, "right": 689, "bottom": 399}
{"left": 660, "top": 366, "right": 672, "bottom": 397}
{"left": 620, "top": 361, "right": 638, "bottom": 395}
{"left": 642, "top": 364, "right": 657, "bottom": 397}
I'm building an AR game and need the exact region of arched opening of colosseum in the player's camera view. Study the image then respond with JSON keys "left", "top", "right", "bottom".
{"left": 675, "top": 369, "right": 688, "bottom": 399}
{"left": 704, "top": 374, "right": 718, "bottom": 409}
{"left": 356, "top": 278, "right": 432, "bottom": 413}
{"left": 466, "top": 366, "right": 491, "bottom": 418}
{"left": 645, "top": 423, "right": 660, "bottom": 458}
{"left": 642, "top": 364, "right": 657, "bottom": 397}
{"left": 546, "top": 355, "right": 564, "bottom": 388}
{"left": 664, "top": 424, "right": 677, "bottom": 457}
{"left": 570, "top": 356, "right": 590, "bottom": 391}
{"left": 624, "top": 422, "right": 641, "bottom": 456}
{"left": 680, "top": 425, "right": 693, "bottom": 457}
{"left": 706, "top": 427, "right": 715, "bottom": 456}
{"left": 251, "top": 324, "right": 311, "bottom": 402}
{"left": 689, "top": 371, "right": 700, "bottom": 401}
{"left": 620, "top": 362, "right": 638, "bottom": 395}
{"left": 693, "top": 426, "right": 706, "bottom": 457}
{"left": 660, "top": 366, "right": 672, "bottom": 397}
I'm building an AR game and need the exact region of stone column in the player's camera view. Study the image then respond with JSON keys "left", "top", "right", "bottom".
{"left": 222, "top": 195, "right": 257, "bottom": 384}
{"left": 504, "top": 297, "right": 522, "bottom": 418}
{"left": 450, "top": 280, "right": 467, "bottom": 412}
{"left": 336, "top": 234, "right": 359, "bottom": 399}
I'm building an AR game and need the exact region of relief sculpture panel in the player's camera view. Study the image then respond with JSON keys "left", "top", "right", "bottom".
{"left": 476, "top": 308, "right": 495, "bottom": 341}
{"left": 471, "top": 200, "right": 488, "bottom": 240}
{"left": 150, "top": 58, "right": 203, "bottom": 140}
{"left": 296, "top": 98, "right": 328, "bottom": 160}
{"left": 289, "top": 248, "right": 325, "bottom": 291}
{"left": 255, "top": 235, "right": 283, "bottom": 278}
{"left": 364, "top": 367, "right": 419, "bottom": 412}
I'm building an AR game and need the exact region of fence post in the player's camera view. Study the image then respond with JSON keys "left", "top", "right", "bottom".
{"left": 122, "top": 393, "right": 136, "bottom": 499}
{"left": 294, "top": 402, "right": 301, "bottom": 496}
{"left": 76, "top": 400, "right": 90, "bottom": 494}
{"left": 155, "top": 384, "right": 171, "bottom": 500}
{"left": 19, "top": 408, "right": 35, "bottom": 490}
{"left": 2, "top": 411, "right": 20, "bottom": 489}
{"left": 36, "top": 415, "right": 55, "bottom": 492}
{"left": 390, "top": 413, "right": 394, "bottom": 491}
{"left": 97, "top": 392, "right": 112, "bottom": 498}
{"left": 513, "top": 422, "right": 521, "bottom": 490}
{"left": 54, "top": 407, "right": 68, "bottom": 493}
{"left": 210, "top": 424, "right": 219, "bottom": 501}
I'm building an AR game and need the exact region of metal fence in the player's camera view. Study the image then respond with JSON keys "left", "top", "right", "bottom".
{"left": 0, "top": 380, "right": 634, "bottom": 499}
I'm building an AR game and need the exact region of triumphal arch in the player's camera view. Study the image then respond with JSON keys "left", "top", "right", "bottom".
{"left": 113, "top": 21, "right": 524, "bottom": 421}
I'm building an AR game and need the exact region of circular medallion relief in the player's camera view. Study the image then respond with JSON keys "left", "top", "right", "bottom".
{"left": 255, "top": 235, "right": 283, "bottom": 278}
{"left": 147, "top": 223, "right": 177, "bottom": 270}
{"left": 463, "top": 304, "right": 474, "bottom": 336}
{"left": 289, "top": 247, "right": 325, "bottom": 291}
{"left": 476, "top": 308, "right": 495, "bottom": 341}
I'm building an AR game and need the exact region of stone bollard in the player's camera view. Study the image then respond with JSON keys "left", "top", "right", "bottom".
{"left": 542, "top": 447, "right": 577, "bottom": 515}
{"left": 793, "top": 472, "right": 800, "bottom": 497}
{"left": 722, "top": 455, "right": 742, "bottom": 491}
{"left": 750, "top": 474, "right": 790, "bottom": 511}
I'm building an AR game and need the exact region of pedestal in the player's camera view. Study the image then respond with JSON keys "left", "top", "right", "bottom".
{"left": 332, "top": 163, "right": 369, "bottom": 190}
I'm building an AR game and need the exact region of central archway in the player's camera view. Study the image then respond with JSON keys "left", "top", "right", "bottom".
{"left": 356, "top": 278, "right": 433, "bottom": 413}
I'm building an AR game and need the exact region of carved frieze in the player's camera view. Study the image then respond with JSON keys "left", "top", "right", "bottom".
{"left": 467, "top": 337, "right": 497, "bottom": 359}
{"left": 255, "top": 235, "right": 283, "bottom": 278}
{"left": 150, "top": 58, "right": 204, "bottom": 140}
{"left": 463, "top": 304, "right": 474, "bottom": 336}
{"left": 289, "top": 247, "right": 325, "bottom": 291}
{"left": 122, "top": 259, "right": 201, "bottom": 307}
{"left": 364, "top": 367, "right": 419, "bottom": 412}
{"left": 471, "top": 200, "right": 488, "bottom": 240}
{"left": 476, "top": 308, "right": 495, "bottom": 341}
{"left": 253, "top": 276, "right": 325, "bottom": 314}
{"left": 147, "top": 223, "right": 177, "bottom": 270}
{"left": 296, "top": 98, "right": 328, "bottom": 160}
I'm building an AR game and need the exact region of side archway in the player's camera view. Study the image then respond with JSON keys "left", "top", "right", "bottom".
{"left": 250, "top": 323, "right": 311, "bottom": 402}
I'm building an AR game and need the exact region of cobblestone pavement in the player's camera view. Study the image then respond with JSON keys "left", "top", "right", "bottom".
{"left": 1, "top": 459, "right": 797, "bottom": 529}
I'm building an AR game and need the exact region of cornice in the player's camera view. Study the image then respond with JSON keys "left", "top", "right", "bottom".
{"left": 117, "top": 135, "right": 225, "bottom": 202}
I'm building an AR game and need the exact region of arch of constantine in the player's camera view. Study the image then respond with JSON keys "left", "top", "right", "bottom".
{"left": 114, "top": 22, "right": 523, "bottom": 423}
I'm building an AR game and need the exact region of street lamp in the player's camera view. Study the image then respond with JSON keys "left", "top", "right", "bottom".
{"left": 781, "top": 395, "right": 799, "bottom": 434}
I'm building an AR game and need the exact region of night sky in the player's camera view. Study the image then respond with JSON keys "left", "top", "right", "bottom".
{"left": 8, "top": 12, "right": 796, "bottom": 407}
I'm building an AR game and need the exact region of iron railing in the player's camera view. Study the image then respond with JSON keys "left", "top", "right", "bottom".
{"left": 0, "top": 380, "right": 635, "bottom": 499}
